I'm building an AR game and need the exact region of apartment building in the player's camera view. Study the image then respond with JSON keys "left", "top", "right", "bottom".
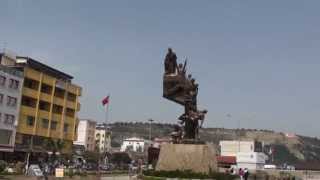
{"left": 7, "top": 56, "right": 82, "bottom": 153}
{"left": 219, "top": 140, "right": 266, "bottom": 170}
{"left": 0, "top": 53, "right": 24, "bottom": 152}
{"left": 74, "top": 119, "right": 96, "bottom": 152}
{"left": 95, "top": 123, "right": 111, "bottom": 153}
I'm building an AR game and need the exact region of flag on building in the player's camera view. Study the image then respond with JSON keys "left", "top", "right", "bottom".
{"left": 102, "top": 95, "right": 110, "bottom": 106}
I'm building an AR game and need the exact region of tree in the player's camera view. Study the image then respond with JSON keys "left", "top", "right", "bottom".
{"left": 83, "top": 151, "right": 100, "bottom": 163}
{"left": 44, "top": 138, "right": 66, "bottom": 162}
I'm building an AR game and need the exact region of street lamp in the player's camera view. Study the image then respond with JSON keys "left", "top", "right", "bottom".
{"left": 148, "top": 119, "right": 154, "bottom": 141}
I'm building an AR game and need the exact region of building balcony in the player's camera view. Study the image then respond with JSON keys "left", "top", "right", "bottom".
{"left": 50, "top": 130, "right": 61, "bottom": 139}
{"left": 16, "top": 121, "right": 34, "bottom": 135}
{"left": 25, "top": 67, "right": 41, "bottom": 81}
{"left": 38, "top": 110, "right": 50, "bottom": 119}
{"left": 53, "top": 97, "right": 64, "bottom": 106}
{"left": 67, "top": 84, "right": 79, "bottom": 95}
{"left": 20, "top": 105, "right": 37, "bottom": 116}
{"left": 40, "top": 93, "right": 52, "bottom": 102}
{"left": 63, "top": 133, "right": 74, "bottom": 141}
{"left": 64, "top": 116, "right": 75, "bottom": 123}
{"left": 66, "top": 101, "right": 76, "bottom": 109}
{"left": 23, "top": 87, "right": 39, "bottom": 98}
{"left": 52, "top": 113, "right": 62, "bottom": 121}
{"left": 42, "top": 74, "right": 55, "bottom": 85}
{"left": 76, "top": 102, "right": 81, "bottom": 111}
{"left": 35, "top": 125, "right": 49, "bottom": 137}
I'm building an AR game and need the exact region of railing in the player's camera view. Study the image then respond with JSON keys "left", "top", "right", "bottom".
{"left": 0, "top": 64, "right": 23, "bottom": 77}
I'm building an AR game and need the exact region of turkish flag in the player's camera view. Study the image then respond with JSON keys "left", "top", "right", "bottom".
{"left": 102, "top": 96, "right": 110, "bottom": 106}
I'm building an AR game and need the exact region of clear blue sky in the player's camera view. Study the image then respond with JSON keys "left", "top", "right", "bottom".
{"left": 1, "top": 0, "right": 320, "bottom": 137}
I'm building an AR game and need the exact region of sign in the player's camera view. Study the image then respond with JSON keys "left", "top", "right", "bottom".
{"left": 55, "top": 168, "right": 64, "bottom": 178}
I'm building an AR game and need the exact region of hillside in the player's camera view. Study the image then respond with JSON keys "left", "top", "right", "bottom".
{"left": 109, "top": 122, "right": 320, "bottom": 165}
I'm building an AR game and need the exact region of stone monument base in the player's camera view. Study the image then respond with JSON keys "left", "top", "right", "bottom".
{"left": 156, "top": 143, "right": 218, "bottom": 174}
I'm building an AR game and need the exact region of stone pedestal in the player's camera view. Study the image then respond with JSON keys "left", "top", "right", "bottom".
{"left": 156, "top": 143, "right": 218, "bottom": 174}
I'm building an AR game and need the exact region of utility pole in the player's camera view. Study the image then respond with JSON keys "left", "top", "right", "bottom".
{"left": 148, "top": 119, "right": 154, "bottom": 141}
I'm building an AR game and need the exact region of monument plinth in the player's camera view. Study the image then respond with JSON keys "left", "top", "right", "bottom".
{"left": 156, "top": 48, "right": 217, "bottom": 173}
{"left": 156, "top": 143, "right": 218, "bottom": 174}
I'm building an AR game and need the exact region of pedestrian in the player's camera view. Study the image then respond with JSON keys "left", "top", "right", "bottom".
{"left": 244, "top": 168, "right": 249, "bottom": 180}
{"left": 239, "top": 168, "right": 244, "bottom": 180}
{"left": 43, "top": 164, "right": 49, "bottom": 180}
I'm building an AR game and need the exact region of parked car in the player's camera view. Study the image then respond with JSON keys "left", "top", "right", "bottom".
{"left": 99, "top": 164, "right": 110, "bottom": 171}
{"left": 27, "top": 164, "right": 43, "bottom": 177}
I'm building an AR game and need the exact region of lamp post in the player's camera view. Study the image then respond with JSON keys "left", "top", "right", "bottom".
{"left": 148, "top": 119, "right": 154, "bottom": 141}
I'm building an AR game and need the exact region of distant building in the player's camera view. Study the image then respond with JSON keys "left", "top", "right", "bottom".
{"left": 219, "top": 140, "right": 266, "bottom": 170}
{"left": 152, "top": 137, "right": 171, "bottom": 148}
{"left": 285, "top": 133, "right": 297, "bottom": 138}
{"left": 74, "top": 119, "right": 96, "bottom": 152}
{"left": 0, "top": 52, "right": 82, "bottom": 154}
{"left": 0, "top": 53, "right": 24, "bottom": 153}
{"left": 236, "top": 152, "right": 266, "bottom": 170}
{"left": 120, "top": 137, "right": 150, "bottom": 153}
{"left": 219, "top": 140, "right": 263, "bottom": 156}
{"left": 95, "top": 123, "right": 111, "bottom": 153}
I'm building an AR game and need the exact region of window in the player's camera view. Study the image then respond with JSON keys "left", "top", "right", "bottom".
{"left": 42, "top": 119, "right": 49, "bottom": 129}
{"left": 0, "top": 76, "right": 5, "bottom": 86}
{"left": 9, "top": 79, "right": 19, "bottom": 89}
{"left": 0, "top": 94, "right": 3, "bottom": 104}
{"left": 66, "top": 108, "right": 75, "bottom": 117}
{"left": 54, "top": 88, "right": 65, "bottom": 98}
{"left": 4, "top": 114, "right": 14, "bottom": 125}
{"left": 0, "top": 129, "right": 12, "bottom": 145}
{"left": 50, "top": 121, "right": 57, "bottom": 130}
{"left": 52, "top": 104, "right": 63, "bottom": 114}
{"left": 26, "top": 116, "right": 35, "bottom": 126}
{"left": 39, "top": 101, "right": 50, "bottom": 111}
{"left": 67, "top": 92, "right": 76, "bottom": 102}
{"left": 64, "top": 123, "right": 69, "bottom": 133}
{"left": 23, "top": 78, "right": 39, "bottom": 90}
{"left": 41, "top": 83, "right": 52, "bottom": 94}
{"left": 6, "top": 96, "right": 17, "bottom": 107}
{"left": 21, "top": 96, "right": 37, "bottom": 108}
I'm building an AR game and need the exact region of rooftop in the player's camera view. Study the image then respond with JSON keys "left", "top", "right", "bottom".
{"left": 16, "top": 56, "right": 74, "bottom": 81}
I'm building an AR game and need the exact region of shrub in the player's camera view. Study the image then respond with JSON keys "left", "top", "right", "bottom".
{"left": 0, "top": 160, "right": 7, "bottom": 172}
{"left": 143, "top": 170, "right": 236, "bottom": 179}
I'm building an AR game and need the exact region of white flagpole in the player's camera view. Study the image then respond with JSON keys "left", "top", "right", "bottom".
{"left": 105, "top": 94, "right": 110, "bottom": 125}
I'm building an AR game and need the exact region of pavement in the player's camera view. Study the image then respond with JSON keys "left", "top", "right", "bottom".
{"left": 101, "top": 176, "right": 137, "bottom": 180}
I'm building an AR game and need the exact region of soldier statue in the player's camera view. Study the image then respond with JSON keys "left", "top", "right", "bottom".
{"left": 164, "top": 48, "right": 178, "bottom": 75}
{"left": 162, "top": 48, "right": 207, "bottom": 142}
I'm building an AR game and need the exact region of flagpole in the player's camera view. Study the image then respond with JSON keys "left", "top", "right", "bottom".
{"left": 105, "top": 94, "right": 110, "bottom": 125}
{"left": 105, "top": 103, "right": 109, "bottom": 125}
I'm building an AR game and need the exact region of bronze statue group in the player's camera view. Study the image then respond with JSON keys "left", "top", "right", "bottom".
{"left": 163, "top": 48, "right": 207, "bottom": 142}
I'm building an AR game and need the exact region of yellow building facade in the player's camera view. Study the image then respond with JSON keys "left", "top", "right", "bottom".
{"left": 14, "top": 57, "right": 82, "bottom": 153}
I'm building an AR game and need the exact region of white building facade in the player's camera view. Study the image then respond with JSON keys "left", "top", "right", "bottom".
{"left": 95, "top": 123, "right": 111, "bottom": 153}
{"left": 219, "top": 140, "right": 266, "bottom": 170}
{"left": 74, "top": 119, "right": 96, "bottom": 152}
{"left": 120, "top": 137, "right": 148, "bottom": 153}
{"left": 0, "top": 53, "right": 24, "bottom": 152}
{"left": 236, "top": 152, "right": 266, "bottom": 170}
